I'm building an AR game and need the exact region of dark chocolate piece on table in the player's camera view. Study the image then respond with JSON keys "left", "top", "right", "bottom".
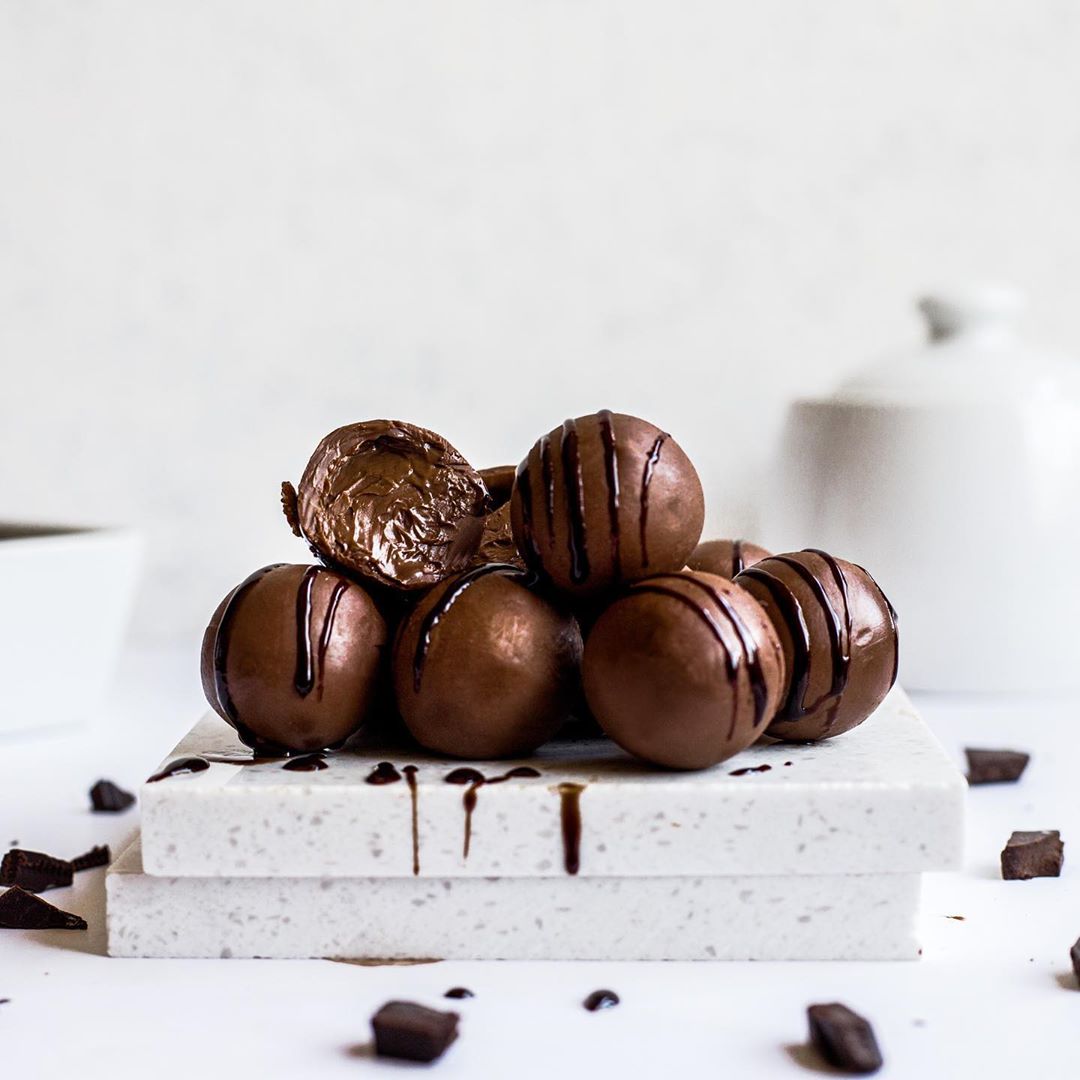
{"left": 1001, "top": 830, "right": 1064, "bottom": 880}
{"left": 0, "top": 887, "right": 88, "bottom": 930}
{"left": 584, "top": 989, "right": 620, "bottom": 1011}
{"left": 965, "top": 748, "right": 1029, "bottom": 785}
{"left": 71, "top": 846, "right": 110, "bottom": 872}
{"left": 807, "top": 1002, "right": 883, "bottom": 1074}
{"left": 444, "top": 987, "right": 474, "bottom": 999}
{"left": 90, "top": 779, "right": 136, "bottom": 812}
{"left": 371, "top": 1001, "right": 459, "bottom": 1063}
{"left": 0, "top": 849, "right": 73, "bottom": 893}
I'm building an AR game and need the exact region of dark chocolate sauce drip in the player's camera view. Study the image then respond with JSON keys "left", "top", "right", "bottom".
{"left": 403, "top": 765, "right": 420, "bottom": 875}
{"left": 413, "top": 563, "right": 527, "bottom": 691}
{"left": 514, "top": 459, "right": 541, "bottom": 569}
{"left": 282, "top": 753, "right": 327, "bottom": 772}
{"left": 558, "top": 782, "right": 585, "bottom": 875}
{"left": 584, "top": 989, "right": 620, "bottom": 1011}
{"left": 445, "top": 766, "right": 541, "bottom": 859}
{"left": 444, "top": 987, "right": 475, "bottom": 1000}
{"left": 146, "top": 757, "right": 210, "bottom": 783}
{"left": 597, "top": 410, "right": 621, "bottom": 576}
{"left": 729, "top": 763, "right": 772, "bottom": 776}
{"left": 315, "top": 578, "right": 350, "bottom": 700}
{"left": 638, "top": 433, "right": 668, "bottom": 567}
{"left": 737, "top": 565, "right": 814, "bottom": 722}
{"left": 539, "top": 433, "right": 556, "bottom": 538}
{"left": 365, "top": 761, "right": 402, "bottom": 785}
{"left": 732, "top": 539, "right": 745, "bottom": 577}
{"left": 561, "top": 418, "right": 590, "bottom": 584}
{"left": 211, "top": 564, "right": 285, "bottom": 724}
{"left": 293, "top": 566, "right": 320, "bottom": 697}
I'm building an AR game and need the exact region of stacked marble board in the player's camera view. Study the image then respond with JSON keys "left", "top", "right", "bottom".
{"left": 107, "top": 687, "right": 964, "bottom": 961}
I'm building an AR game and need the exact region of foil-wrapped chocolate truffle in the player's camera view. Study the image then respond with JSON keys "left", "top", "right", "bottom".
{"left": 392, "top": 564, "right": 582, "bottom": 758}
{"left": 735, "top": 549, "right": 898, "bottom": 742}
{"left": 582, "top": 571, "right": 786, "bottom": 769}
{"left": 475, "top": 466, "right": 524, "bottom": 567}
{"left": 510, "top": 411, "right": 704, "bottom": 598}
{"left": 283, "top": 420, "right": 487, "bottom": 591}
{"left": 686, "top": 539, "right": 771, "bottom": 579}
{"left": 201, "top": 564, "right": 388, "bottom": 753}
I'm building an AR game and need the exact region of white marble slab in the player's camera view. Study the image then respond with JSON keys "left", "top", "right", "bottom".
{"left": 108, "top": 840, "right": 921, "bottom": 961}
{"left": 139, "top": 687, "right": 964, "bottom": 879}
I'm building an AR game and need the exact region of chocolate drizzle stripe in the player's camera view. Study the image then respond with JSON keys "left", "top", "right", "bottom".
{"left": 561, "top": 419, "right": 590, "bottom": 584}
{"left": 648, "top": 573, "right": 770, "bottom": 729}
{"left": 732, "top": 539, "right": 745, "bottom": 577}
{"left": 539, "top": 434, "right": 556, "bottom": 539}
{"left": 558, "top": 782, "right": 585, "bottom": 875}
{"left": 294, "top": 567, "right": 320, "bottom": 697}
{"left": 403, "top": 765, "right": 420, "bottom": 875}
{"left": 737, "top": 564, "right": 815, "bottom": 722}
{"left": 315, "top": 578, "right": 350, "bottom": 700}
{"left": 639, "top": 433, "right": 668, "bottom": 567}
{"left": 211, "top": 564, "right": 285, "bottom": 723}
{"left": 413, "top": 563, "right": 527, "bottom": 691}
{"left": 597, "top": 409, "right": 621, "bottom": 577}
{"left": 772, "top": 554, "right": 848, "bottom": 706}
{"left": 514, "top": 458, "right": 541, "bottom": 569}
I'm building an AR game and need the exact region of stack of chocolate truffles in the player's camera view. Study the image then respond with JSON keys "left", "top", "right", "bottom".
{"left": 108, "top": 414, "right": 964, "bottom": 961}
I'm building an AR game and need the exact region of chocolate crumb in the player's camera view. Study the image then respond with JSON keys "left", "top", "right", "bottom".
{"left": 965, "top": 748, "right": 1029, "bottom": 785}
{"left": 0, "top": 850, "right": 73, "bottom": 893}
{"left": 444, "top": 987, "right": 474, "bottom": 1000}
{"left": 71, "top": 846, "right": 110, "bottom": 873}
{"left": 946, "top": 915, "right": 965, "bottom": 921}
{"left": 90, "top": 779, "right": 136, "bottom": 813}
{"left": 584, "top": 989, "right": 620, "bottom": 1011}
{"left": 371, "top": 1001, "right": 459, "bottom": 1063}
{"left": 0, "top": 887, "right": 87, "bottom": 930}
{"left": 807, "top": 1002, "right": 883, "bottom": 1074}
{"left": 280, "top": 480, "right": 302, "bottom": 537}
{"left": 1001, "top": 830, "right": 1064, "bottom": 880}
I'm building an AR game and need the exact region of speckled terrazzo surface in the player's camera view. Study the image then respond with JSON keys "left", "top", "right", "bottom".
{"left": 139, "top": 687, "right": 964, "bottom": 878}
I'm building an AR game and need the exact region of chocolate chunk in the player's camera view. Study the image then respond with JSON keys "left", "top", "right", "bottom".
{"left": 71, "top": 846, "right": 110, "bottom": 872}
{"left": 583, "top": 989, "right": 620, "bottom": 1011}
{"left": 444, "top": 987, "right": 474, "bottom": 1000}
{"left": 0, "top": 850, "right": 73, "bottom": 893}
{"left": 807, "top": 1003, "right": 883, "bottom": 1074}
{"left": 0, "top": 887, "right": 87, "bottom": 930}
{"left": 1070, "top": 936, "right": 1080, "bottom": 982}
{"left": 1001, "top": 831, "right": 1064, "bottom": 880}
{"left": 90, "top": 779, "right": 136, "bottom": 812}
{"left": 965, "top": 748, "right": 1029, "bottom": 785}
{"left": 371, "top": 1001, "right": 459, "bottom": 1063}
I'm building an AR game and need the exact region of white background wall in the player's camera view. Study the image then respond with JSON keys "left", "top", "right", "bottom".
{"left": 2, "top": 1, "right": 1079, "bottom": 644}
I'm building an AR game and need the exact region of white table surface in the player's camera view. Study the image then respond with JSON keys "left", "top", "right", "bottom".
{"left": 2, "top": 647, "right": 1078, "bottom": 1079}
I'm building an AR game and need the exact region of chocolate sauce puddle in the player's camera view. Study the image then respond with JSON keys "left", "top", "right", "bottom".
{"left": 282, "top": 753, "right": 328, "bottom": 772}
{"left": 365, "top": 762, "right": 402, "bottom": 785}
{"left": 729, "top": 764, "right": 771, "bottom": 776}
{"left": 584, "top": 989, "right": 620, "bottom": 1011}
{"left": 146, "top": 757, "right": 210, "bottom": 783}
{"left": 558, "top": 782, "right": 586, "bottom": 875}
{"left": 445, "top": 987, "right": 475, "bottom": 1000}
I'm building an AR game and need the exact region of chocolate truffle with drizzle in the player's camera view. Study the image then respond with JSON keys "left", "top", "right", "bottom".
{"left": 510, "top": 411, "right": 704, "bottom": 598}
{"left": 392, "top": 564, "right": 582, "bottom": 758}
{"left": 201, "top": 564, "right": 388, "bottom": 754}
{"left": 282, "top": 420, "right": 488, "bottom": 591}
{"left": 582, "top": 570, "right": 786, "bottom": 769}
{"left": 686, "top": 539, "right": 771, "bottom": 579}
{"left": 736, "top": 549, "right": 898, "bottom": 742}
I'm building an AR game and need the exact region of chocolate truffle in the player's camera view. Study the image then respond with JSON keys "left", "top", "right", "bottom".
{"left": 686, "top": 539, "right": 771, "bottom": 579}
{"left": 735, "top": 549, "right": 898, "bottom": 742}
{"left": 201, "top": 564, "right": 388, "bottom": 754}
{"left": 392, "top": 564, "right": 582, "bottom": 758}
{"left": 283, "top": 420, "right": 487, "bottom": 591}
{"left": 582, "top": 571, "right": 786, "bottom": 769}
{"left": 510, "top": 411, "right": 704, "bottom": 598}
{"left": 475, "top": 465, "right": 524, "bottom": 567}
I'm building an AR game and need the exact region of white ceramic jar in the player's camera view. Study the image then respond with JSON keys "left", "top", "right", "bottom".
{"left": 765, "top": 287, "right": 1080, "bottom": 692}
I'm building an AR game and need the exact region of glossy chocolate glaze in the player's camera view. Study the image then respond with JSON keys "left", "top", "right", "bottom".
{"left": 146, "top": 757, "right": 210, "bottom": 783}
